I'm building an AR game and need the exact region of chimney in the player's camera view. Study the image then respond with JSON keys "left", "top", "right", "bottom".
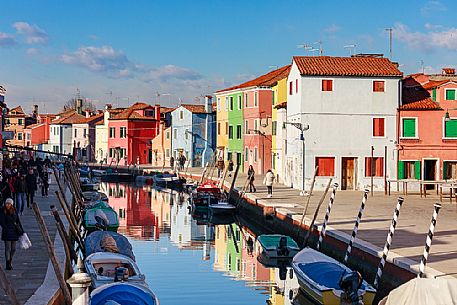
{"left": 32, "top": 105, "right": 38, "bottom": 118}
{"left": 105, "top": 104, "right": 112, "bottom": 110}
{"left": 442, "top": 68, "right": 455, "bottom": 75}
{"left": 85, "top": 110, "right": 91, "bottom": 118}
{"left": 75, "top": 98, "right": 83, "bottom": 115}
{"left": 204, "top": 95, "right": 213, "bottom": 113}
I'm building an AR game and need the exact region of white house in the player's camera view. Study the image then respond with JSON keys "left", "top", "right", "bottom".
{"left": 49, "top": 110, "right": 84, "bottom": 157}
{"left": 95, "top": 105, "right": 124, "bottom": 163}
{"left": 285, "top": 55, "right": 402, "bottom": 191}
{"left": 72, "top": 112, "right": 104, "bottom": 162}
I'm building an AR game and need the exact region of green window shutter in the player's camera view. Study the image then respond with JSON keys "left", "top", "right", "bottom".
{"left": 443, "top": 162, "right": 447, "bottom": 179}
{"left": 446, "top": 89, "right": 456, "bottom": 100}
{"left": 398, "top": 161, "right": 405, "bottom": 179}
{"left": 445, "top": 120, "right": 457, "bottom": 137}
{"left": 402, "top": 119, "right": 416, "bottom": 137}
{"left": 415, "top": 161, "right": 421, "bottom": 179}
{"left": 432, "top": 88, "right": 436, "bottom": 101}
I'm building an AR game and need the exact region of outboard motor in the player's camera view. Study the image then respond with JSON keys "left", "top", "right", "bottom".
{"left": 277, "top": 236, "right": 289, "bottom": 257}
{"left": 339, "top": 271, "right": 363, "bottom": 305}
{"left": 114, "top": 267, "right": 128, "bottom": 282}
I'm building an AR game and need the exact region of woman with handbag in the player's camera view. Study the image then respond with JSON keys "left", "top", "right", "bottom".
{"left": 0, "top": 198, "right": 23, "bottom": 270}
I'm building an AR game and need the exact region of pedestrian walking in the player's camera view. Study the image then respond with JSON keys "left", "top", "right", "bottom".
{"left": 25, "top": 168, "right": 37, "bottom": 209}
{"left": 0, "top": 198, "right": 23, "bottom": 270}
{"left": 247, "top": 165, "right": 256, "bottom": 193}
{"left": 263, "top": 169, "right": 275, "bottom": 198}
{"left": 0, "top": 176, "right": 12, "bottom": 204}
{"left": 170, "top": 156, "right": 175, "bottom": 170}
{"left": 179, "top": 154, "right": 186, "bottom": 170}
{"left": 217, "top": 157, "right": 225, "bottom": 178}
{"left": 41, "top": 167, "right": 50, "bottom": 197}
{"left": 227, "top": 159, "right": 234, "bottom": 177}
{"left": 13, "top": 174, "right": 27, "bottom": 215}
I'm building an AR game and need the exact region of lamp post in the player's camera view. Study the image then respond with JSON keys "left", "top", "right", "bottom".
{"left": 283, "top": 122, "right": 309, "bottom": 196}
{"left": 248, "top": 129, "right": 266, "bottom": 175}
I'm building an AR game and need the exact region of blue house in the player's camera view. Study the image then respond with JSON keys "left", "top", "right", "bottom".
{"left": 171, "top": 97, "right": 216, "bottom": 168}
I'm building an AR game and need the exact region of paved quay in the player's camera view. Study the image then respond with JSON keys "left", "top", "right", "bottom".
{"left": 0, "top": 179, "right": 62, "bottom": 305}
{"left": 179, "top": 167, "right": 457, "bottom": 279}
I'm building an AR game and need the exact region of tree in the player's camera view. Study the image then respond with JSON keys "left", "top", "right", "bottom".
{"left": 62, "top": 98, "right": 96, "bottom": 113}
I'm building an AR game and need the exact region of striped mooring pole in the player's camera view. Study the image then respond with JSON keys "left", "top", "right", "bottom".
{"left": 343, "top": 189, "right": 369, "bottom": 264}
{"left": 373, "top": 197, "right": 404, "bottom": 289}
{"left": 316, "top": 183, "right": 339, "bottom": 250}
{"left": 418, "top": 203, "right": 442, "bottom": 278}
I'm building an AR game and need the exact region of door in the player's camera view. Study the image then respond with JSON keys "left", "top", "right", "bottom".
{"left": 424, "top": 159, "right": 437, "bottom": 190}
{"left": 342, "top": 157, "right": 356, "bottom": 190}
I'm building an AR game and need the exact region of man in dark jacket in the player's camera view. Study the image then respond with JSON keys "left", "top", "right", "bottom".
{"left": 25, "top": 168, "right": 37, "bottom": 209}
{"left": 0, "top": 198, "right": 23, "bottom": 270}
{"left": 13, "top": 175, "right": 27, "bottom": 215}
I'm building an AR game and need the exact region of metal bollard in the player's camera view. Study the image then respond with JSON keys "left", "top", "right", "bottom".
{"left": 66, "top": 272, "right": 92, "bottom": 305}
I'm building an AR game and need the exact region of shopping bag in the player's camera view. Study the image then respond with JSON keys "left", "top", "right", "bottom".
{"left": 19, "top": 233, "right": 32, "bottom": 250}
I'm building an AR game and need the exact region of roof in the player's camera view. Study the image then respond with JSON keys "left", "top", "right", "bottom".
{"left": 180, "top": 104, "right": 206, "bottom": 114}
{"left": 216, "top": 65, "right": 291, "bottom": 93}
{"left": 293, "top": 56, "right": 403, "bottom": 77}
{"left": 9, "top": 106, "right": 25, "bottom": 114}
{"left": 110, "top": 102, "right": 156, "bottom": 120}
{"left": 73, "top": 113, "right": 104, "bottom": 124}
{"left": 51, "top": 111, "right": 85, "bottom": 124}
{"left": 273, "top": 101, "right": 287, "bottom": 109}
{"left": 160, "top": 107, "right": 174, "bottom": 113}
{"left": 401, "top": 79, "right": 442, "bottom": 111}
{"left": 421, "top": 80, "right": 450, "bottom": 90}
{"left": 400, "top": 98, "right": 442, "bottom": 110}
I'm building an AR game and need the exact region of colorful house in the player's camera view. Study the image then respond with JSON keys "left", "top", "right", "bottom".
{"left": 399, "top": 69, "right": 457, "bottom": 181}
{"left": 150, "top": 107, "right": 174, "bottom": 167}
{"left": 95, "top": 105, "right": 124, "bottom": 163}
{"left": 215, "top": 95, "right": 229, "bottom": 161}
{"left": 24, "top": 113, "right": 56, "bottom": 158}
{"left": 49, "top": 110, "right": 84, "bottom": 157}
{"left": 107, "top": 102, "right": 161, "bottom": 165}
{"left": 72, "top": 112, "right": 104, "bottom": 162}
{"left": 286, "top": 55, "right": 402, "bottom": 191}
{"left": 4, "top": 106, "right": 36, "bottom": 148}
{"left": 170, "top": 98, "right": 215, "bottom": 168}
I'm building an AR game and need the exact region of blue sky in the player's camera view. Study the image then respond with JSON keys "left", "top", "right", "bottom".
{"left": 1, "top": 0, "right": 457, "bottom": 112}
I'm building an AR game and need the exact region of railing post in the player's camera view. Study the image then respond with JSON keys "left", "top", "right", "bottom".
{"left": 66, "top": 272, "right": 92, "bottom": 305}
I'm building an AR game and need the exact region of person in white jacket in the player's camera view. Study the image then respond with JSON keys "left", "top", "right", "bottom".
{"left": 263, "top": 169, "right": 275, "bottom": 198}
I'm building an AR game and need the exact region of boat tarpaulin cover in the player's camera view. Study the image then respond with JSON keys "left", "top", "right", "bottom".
{"left": 258, "top": 235, "right": 299, "bottom": 251}
{"left": 298, "top": 262, "right": 345, "bottom": 289}
{"left": 89, "top": 282, "right": 157, "bottom": 305}
{"left": 379, "top": 278, "right": 457, "bottom": 305}
{"left": 85, "top": 231, "right": 135, "bottom": 260}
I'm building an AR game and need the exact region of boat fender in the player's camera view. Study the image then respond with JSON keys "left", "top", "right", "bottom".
{"left": 338, "top": 271, "right": 363, "bottom": 305}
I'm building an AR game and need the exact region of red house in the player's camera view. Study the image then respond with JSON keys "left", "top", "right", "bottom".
{"left": 399, "top": 69, "right": 457, "bottom": 181}
{"left": 107, "top": 102, "right": 161, "bottom": 165}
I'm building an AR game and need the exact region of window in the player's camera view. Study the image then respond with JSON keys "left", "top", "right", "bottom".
{"left": 185, "top": 130, "right": 188, "bottom": 140}
{"left": 229, "top": 97, "right": 234, "bottom": 111}
{"left": 166, "top": 131, "right": 170, "bottom": 139}
{"left": 272, "top": 90, "right": 275, "bottom": 105}
{"left": 254, "top": 119, "right": 258, "bottom": 131}
{"left": 373, "top": 118, "right": 385, "bottom": 137}
{"left": 236, "top": 125, "right": 242, "bottom": 139}
{"left": 109, "top": 127, "right": 115, "bottom": 138}
{"left": 272, "top": 121, "right": 277, "bottom": 136}
{"left": 365, "top": 157, "right": 384, "bottom": 177}
{"left": 316, "top": 157, "right": 335, "bottom": 176}
{"left": 225, "top": 122, "right": 228, "bottom": 135}
{"left": 245, "top": 147, "right": 249, "bottom": 161}
{"left": 296, "top": 79, "right": 298, "bottom": 93}
{"left": 218, "top": 122, "right": 221, "bottom": 135}
{"left": 446, "top": 89, "right": 456, "bottom": 100}
{"left": 109, "top": 148, "right": 114, "bottom": 158}
{"left": 322, "top": 79, "right": 333, "bottom": 91}
{"left": 173, "top": 129, "right": 177, "bottom": 139}
{"left": 245, "top": 93, "right": 248, "bottom": 107}
{"left": 432, "top": 88, "right": 436, "bottom": 101}
{"left": 444, "top": 119, "right": 457, "bottom": 138}
{"left": 120, "top": 127, "right": 127, "bottom": 138}
{"left": 225, "top": 98, "right": 228, "bottom": 111}
{"left": 443, "top": 161, "right": 457, "bottom": 179}
{"left": 237, "top": 96, "right": 242, "bottom": 109}
{"left": 254, "top": 147, "right": 258, "bottom": 162}
{"left": 254, "top": 92, "right": 258, "bottom": 107}
{"left": 166, "top": 149, "right": 170, "bottom": 158}
{"left": 53, "top": 146, "right": 59, "bottom": 153}
{"left": 17, "top": 133, "right": 23, "bottom": 140}
{"left": 228, "top": 125, "right": 233, "bottom": 139}
{"left": 373, "top": 81, "right": 385, "bottom": 92}
{"left": 179, "top": 111, "right": 184, "bottom": 120}
{"left": 244, "top": 120, "right": 248, "bottom": 134}
{"left": 84, "top": 128, "right": 87, "bottom": 138}
{"left": 402, "top": 118, "right": 417, "bottom": 138}
{"left": 26, "top": 133, "right": 30, "bottom": 140}
{"left": 289, "top": 81, "right": 293, "bottom": 95}
{"left": 144, "top": 109, "right": 155, "bottom": 117}
{"left": 217, "top": 98, "right": 220, "bottom": 111}
{"left": 74, "top": 129, "right": 77, "bottom": 137}
{"left": 398, "top": 161, "right": 420, "bottom": 179}
{"left": 18, "top": 118, "right": 23, "bottom": 125}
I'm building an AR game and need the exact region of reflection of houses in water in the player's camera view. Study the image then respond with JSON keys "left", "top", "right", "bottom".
{"left": 213, "top": 225, "right": 228, "bottom": 272}
{"left": 169, "top": 199, "right": 213, "bottom": 255}
{"left": 225, "top": 224, "right": 242, "bottom": 278}
{"left": 149, "top": 188, "right": 172, "bottom": 235}
{"left": 101, "top": 182, "right": 158, "bottom": 240}
{"left": 267, "top": 267, "right": 299, "bottom": 305}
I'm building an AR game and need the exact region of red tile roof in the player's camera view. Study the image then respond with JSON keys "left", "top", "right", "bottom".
{"left": 51, "top": 111, "right": 85, "bottom": 124}
{"left": 293, "top": 56, "right": 403, "bottom": 77}
{"left": 216, "top": 65, "right": 291, "bottom": 93}
{"left": 110, "top": 102, "right": 156, "bottom": 120}
{"left": 402, "top": 78, "right": 442, "bottom": 110}
{"left": 74, "top": 113, "right": 104, "bottom": 124}
{"left": 400, "top": 98, "right": 442, "bottom": 110}
{"left": 160, "top": 107, "right": 175, "bottom": 113}
{"left": 421, "top": 80, "right": 449, "bottom": 90}
{"left": 181, "top": 104, "right": 206, "bottom": 114}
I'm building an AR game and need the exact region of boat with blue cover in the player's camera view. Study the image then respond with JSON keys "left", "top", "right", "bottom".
{"left": 89, "top": 282, "right": 159, "bottom": 305}
{"left": 83, "top": 206, "right": 119, "bottom": 233}
{"left": 85, "top": 231, "right": 135, "bottom": 260}
{"left": 256, "top": 234, "right": 300, "bottom": 259}
{"left": 291, "top": 248, "right": 376, "bottom": 305}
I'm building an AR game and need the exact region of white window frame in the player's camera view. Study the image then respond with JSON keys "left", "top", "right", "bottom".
{"left": 400, "top": 117, "right": 419, "bottom": 139}
{"left": 445, "top": 88, "right": 456, "bottom": 101}
{"left": 443, "top": 159, "right": 457, "bottom": 180}
{"left": 254, "top": 92, "right": 258, "bottom": 107}
{"left": 372, "top": 117, "right": 387, "bottom": 138}
{"left": 254, "top": 147, "right": 258, "bottom": 162}
{"left": 217, "top": 98, "right": 221, "bottom": 111}
{"left": 237, "top": 95, "right": 242, "bottom": 110}
{"left": 245, "top": 93, "right": 248, "bottom": 108}
{"left": 442, "top": 118, "right": 457, "bottom": 139}
{"left": 225, "top": 96, "right": 228, "bottom": 111}
{"left": 244, "top": 120, "right": 249, "bottom": 134}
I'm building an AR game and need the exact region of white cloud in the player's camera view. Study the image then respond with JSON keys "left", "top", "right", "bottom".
{"left": 0, "top": 32, "right": 17, "bottom": 46}
{"left": 26, "top": 48, "right": 38, "bottom": 55}
{"left": 144, "top": 65, "right": 201, "bottom": 82}
{"left": 13, "top": 22, "right": 48, "bottom": 44}
{"left": 393, "top": 23, "right": 457, "bottom": 52}
{"left": 324, "top": 24, "right": 341, "bottom": 34}
{"left": 421, "top": 0, "right": 447, "bottom": 15}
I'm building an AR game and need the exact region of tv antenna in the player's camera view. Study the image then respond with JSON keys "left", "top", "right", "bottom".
{"left": 343, "top": 44, "right": 357, "bottom": 55}
{"left": 385, "top": 28, "right": 393, "bottom": 60}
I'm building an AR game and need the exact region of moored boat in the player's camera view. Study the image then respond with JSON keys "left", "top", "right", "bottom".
{"left": 89, "top": 282, "right": 159, "bottom": 305}
{"left": 152, "top": 172, "right": 185, "bottom": 189}
{"left": 83, "top": 206, "right": 119, "bottom": 233}
{"left": 85, "top": 231, "right": 135, "bottom": 260}
{"left": 82, "top": 191, "right": 109, "bottom": 203}
{"left": 256, "top": 234, "right": 300, "bottom": 259}
{"left": 292, "top": 247, "right": 376, "bottom": 305}
{"left": 84, "top": 252, "right": 146, "bottom": 289}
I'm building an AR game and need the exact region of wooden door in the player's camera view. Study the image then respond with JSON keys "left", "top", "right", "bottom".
{"left": 342, "top": 158, "right": 355, "bottom": 190}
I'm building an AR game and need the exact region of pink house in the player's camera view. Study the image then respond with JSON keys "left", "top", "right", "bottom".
{"left": 399, "top": 69, "right": 457, "bottom": 181}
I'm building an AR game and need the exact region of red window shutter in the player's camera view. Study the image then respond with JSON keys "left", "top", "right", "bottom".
{"left": 379, "top": 118, "right": 385, "bottom": 136}
{"left": 373, "top": 118, "right": 385, "bottom": 137}
{"left": 328, "top": 80, "right": 333, "bottom": 91}
{"left": 376, "top": 158, "right": 384, "bottom": 176}
{"left": 365, "top": 157, "right": 372, "bottom": 177}
{"left": 317, "top": 157, "right": 334, "bottom": 176}
{"left": 289, "top": 82, "right": 293, "bottom": 95}
{"left": 373, "top": 81, "right": 385, "bottom": 92}
{"left": 296, "top": 79, "right": 298, "bottom": 93}
{"left": 322, "top": 80, "right": 333, "bottom": 91}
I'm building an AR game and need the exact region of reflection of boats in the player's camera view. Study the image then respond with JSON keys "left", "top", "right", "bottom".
{"left": 80, "top": 177, "right": 100, "bottom": 192}
{"left": 89, "top": 282, "right": 159, "bottom": 305}
{"left": 257, "top": 251, "right": 292, "bottom": 270}
{"left": 191, "top": 208, "right": 236, "bottom": 225}
{"left": 190, "top": 182, "right": 236, "bottom": 215}
{"left": 84, "top": 252, "right": 146, "bottom": 289}
{"left": 153, "top": 172, "right": 185, "bottom": 189}
{"left": 256, "top": 235, "right": 299, "bottom": 259}
{"left": 85, "top": 231, "right": 135, "bottom": 260}
{"left": 292, "top": 248, "right": 376, "bottom": 305}
{"left": 101, "top": 172, "right": 135, "bottom": 183}
{"left": 83, "top": 206, "right": 119, "bottom": 233}
{"left": 82, "top": 191, "right": 109, "bottom": 203}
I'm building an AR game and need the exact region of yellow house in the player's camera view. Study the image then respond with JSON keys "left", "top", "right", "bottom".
{"left": 215, "top": 94, "right": 229, "bottom": 160}
{"left": 150, "top": 126, "right": 172, "bottom": 167}
{"left": 213, "top": 225, "right": 228, "bottom": 272}
{"left": 271, "top": 76, "right": 289, "bottom": 183}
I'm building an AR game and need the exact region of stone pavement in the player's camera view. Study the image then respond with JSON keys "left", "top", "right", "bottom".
{"left": 0, "top": 181, "right": 60, "bottom": 304}
{"left": 183, "top": 166, "right": 457, "bottom": 279}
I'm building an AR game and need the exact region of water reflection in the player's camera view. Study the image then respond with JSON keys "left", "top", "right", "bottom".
{"left": 99, "top": 183, "right": 311, "bottom": 305}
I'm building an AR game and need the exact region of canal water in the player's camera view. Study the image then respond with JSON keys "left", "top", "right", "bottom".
{"left": 100, "top": 182, "right": 316, "bottom": 305}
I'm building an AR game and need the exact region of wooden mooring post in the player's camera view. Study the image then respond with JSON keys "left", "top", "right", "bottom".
{"left": 32, "top": 201, "right": 72, "bottom": 305}
{"left": 0, "top": 264, "right": 20, "bottom": 305}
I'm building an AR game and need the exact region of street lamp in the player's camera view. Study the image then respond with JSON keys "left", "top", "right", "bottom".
{"left": 248, "top": 129, "right": 266, "bottom": 175}
{"left": 283, "top": 122, "right": 310, "bottom": 196}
